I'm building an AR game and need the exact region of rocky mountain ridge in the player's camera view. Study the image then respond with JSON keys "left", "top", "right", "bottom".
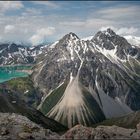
{"left": 1, "top": 112, "right": 140, "bottom": 140}
{"left": 31, "top": 28, "right": 140, "bottom": 128}
{"left": 0, "top": 43, "right": 49, "bottom": 65}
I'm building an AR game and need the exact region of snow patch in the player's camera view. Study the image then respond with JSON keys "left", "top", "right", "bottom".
{"left": 82, "top": 36, "right": 93, "bottom": 41}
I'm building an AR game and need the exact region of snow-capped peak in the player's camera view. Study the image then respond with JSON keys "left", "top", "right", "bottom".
{"left": 82, "top": 35, "right": 93, "bottom": 41}
{"left": 68, "top": 32, "right": 79, "bottom": 39}
{"left": 101, "top": 28, "right": 116, "bottom": 37}
{"left": 61, "top": 32, "right": 79, "bottom": 42}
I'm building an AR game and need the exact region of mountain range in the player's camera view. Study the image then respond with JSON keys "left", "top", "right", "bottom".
{"left": 30, "top": 28, "right": 140, "bottom": 128}
{"left": 0, "top": 43, "right": 49, "bottom": 65}
{"left": 0, "top": 28, "right": 140, "bottom": 131}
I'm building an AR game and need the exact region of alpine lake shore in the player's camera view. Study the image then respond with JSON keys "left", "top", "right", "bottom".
{"left": 0, "top": 65, "right": 33, "bottom": 83}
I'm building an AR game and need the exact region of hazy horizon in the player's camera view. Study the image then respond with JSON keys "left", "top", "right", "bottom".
{"left": 0, "top": 1, "right": 140, "bottom": 45}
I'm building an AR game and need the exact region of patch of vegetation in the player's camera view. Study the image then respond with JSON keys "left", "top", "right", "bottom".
{"left": 7, "top": 77, "right": 33, "bottom": 93}
{"left": 39, "top": 82, "right": 67, "bottom": 116}
{"left": 0, "top": 76, "right": 42, "bottom": 108}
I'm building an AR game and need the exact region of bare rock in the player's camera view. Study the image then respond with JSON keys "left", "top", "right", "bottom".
{"left": 61, "top": 125, "right": 95, "bottom": 139}
{"left": 18, "top": 132, "right": 34, "bottom": 140}
{"left": 62, "top": 124, "right": 140, "bottom": 139}
{"left": 95, "top": 125, "right": 139, "bottom": 139}
{"left": 0, "top": 113, "right": 60, "bottom": 140}
{"left": 137, "top": 122, "right": 140, "bottom": 130}
{"left": 0, "top": 127, "right": 9, "bottom": 136}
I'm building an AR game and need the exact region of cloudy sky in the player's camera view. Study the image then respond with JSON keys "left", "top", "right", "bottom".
{"left": 0, "top": 1, "right": 140, "bottom": 45}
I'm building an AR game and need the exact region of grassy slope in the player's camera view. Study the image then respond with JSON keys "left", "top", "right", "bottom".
{"left": 39, "top": 80, "right": 106, "bottom": 128}
{"left": 39, "top": 82, "right": 67, "bottom": 115}
{"left": 0, "top": 76, "right": 42, "bottom": 108}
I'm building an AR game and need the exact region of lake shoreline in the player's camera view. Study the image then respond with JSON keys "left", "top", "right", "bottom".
{"left": 16, "top": 69, "right": 33, "bottom": 75}
{"left": 0, "top": 64, "right": 33, "bottom": 68}
{"left": 0, "top": 65, "right": 32, "bottom": 83}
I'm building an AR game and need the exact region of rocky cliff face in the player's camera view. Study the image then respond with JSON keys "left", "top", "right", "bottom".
{"left": 31, "top": 28, "right": 140, "bottom": 128}
{"left": 62, "top": 124, "right": 140, "bottom": 139}
{"left": 1, "top": 113, "right": 140, "bottom": 140}
{"left": 0, "top": 113, "right": 60, "bottom": 140}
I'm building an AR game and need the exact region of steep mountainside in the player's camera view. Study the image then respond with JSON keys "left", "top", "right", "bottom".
{"left": 0, "top": 43, "right": 48, "bottom": 65}
{"left": 0, "top": 87, "right": 67, "bottom": 132}
{"left": 0, "top": 77, "right": 42, "bottom": 108}
{"left": 32, "top": 28, "right": 140, "bottom": 128}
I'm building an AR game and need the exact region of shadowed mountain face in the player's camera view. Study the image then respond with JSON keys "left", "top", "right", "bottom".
{"left": 31, "top": 28, "right": 140, "bottom": 128}
{"left": 0, "top": 87, "right": 68, "bottom": 132}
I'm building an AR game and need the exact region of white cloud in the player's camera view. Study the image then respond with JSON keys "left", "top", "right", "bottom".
{"left": 97, "top": 5, "right": 140, "bottom": 19}
{"left": 85, "top": 19, "right": 115, "bottom": 28}
{"left": 4, "top": 25, "right": 15, "bottom": 33}
{"left": 0, "top": 2, "right": 139, "bottom": 44}
{"left": 117, "top": 27, "right": 138, "bottom": 35}
{"left": 32, "top": 1, "right": 59, "bottom": 8}
{"left": 0, "top": 1, "right": 23, "bottom": 12}
{"left": 29, "top": 27, "right": 55, "bottom": 45}
{"left": 22, "top": 8, "right": 42, "bottom": 16}
{"left": 0, "top": 36, "right": 2, "bottom": 41}
{"left": 59, "top": 21, "right": 84, "bottom": 26}
{"left": 100, "top": 26, "right": 117, "bottom": 31}
{"left": 100, "top": 26, "right": 138, "bottom": 35}
{"left": 59, "top": 18, "right": 115, "bottom": 30}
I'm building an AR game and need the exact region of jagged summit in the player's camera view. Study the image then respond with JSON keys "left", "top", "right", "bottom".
{"left": 60, "top": 32, "right": 79, "bottom": 42}
{"left": 91, "top": 28, "right": 136, "bottom": 59}
{"left": 68, "top": 32, "right": 79, "bottom": 39}
{"left": 69, "top": 32, "right": 79, "bottom": 37}
{"left": 106, "top": 28, "right": 116, "bottom": 35}
{"left": 93, "top": 28, "right": 116, "bottom": 41}
{"left": 32, "top": 28, "right": 140, "bottom": 128}
{"left": 100, "top": 28, "right": 116, "bottom": 35}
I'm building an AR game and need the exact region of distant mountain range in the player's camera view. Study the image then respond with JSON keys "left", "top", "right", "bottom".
{"left": 0, "top": 43, "right": 49, "bottom": 65}
{"left": 0, "top": 33, "right": 139, "bottom": 66}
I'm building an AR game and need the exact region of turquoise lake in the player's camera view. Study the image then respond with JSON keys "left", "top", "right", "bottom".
{"left": 0, "top": 65, "right": 31, "bottom": 83}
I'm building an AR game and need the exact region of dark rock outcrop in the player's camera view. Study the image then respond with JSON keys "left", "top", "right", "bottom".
{"left": 0, "top": 113, "right": 60, "bottom": 140}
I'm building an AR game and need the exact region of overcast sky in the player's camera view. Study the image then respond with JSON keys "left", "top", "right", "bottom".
{"left": 0, "top": 1, "right": 140, "bottom": 45}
